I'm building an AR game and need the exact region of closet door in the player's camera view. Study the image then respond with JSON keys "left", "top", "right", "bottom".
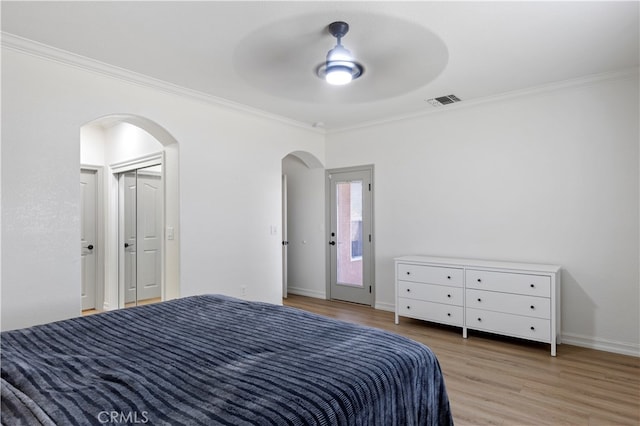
{"left": 136, "top": 169, "right": 162, "bottom": 303}
{"left": 119, "top": 164, "right": 163, "bottom": 308}
{"left": 123, "top": 171, "right": 138, "bottom": 305}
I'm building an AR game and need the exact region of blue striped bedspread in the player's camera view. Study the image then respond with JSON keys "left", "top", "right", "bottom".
{"left": 1, "top": 295, "right": 453, "bottom": 425}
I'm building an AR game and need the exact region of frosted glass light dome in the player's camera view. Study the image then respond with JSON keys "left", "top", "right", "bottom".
{"left": 316, "top": 21, "right": 364, "bottom": 86}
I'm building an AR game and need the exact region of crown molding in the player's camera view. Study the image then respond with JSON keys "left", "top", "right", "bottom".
{"left": 1, "top": 32, "right": 323, "bottom": 134}
{"left": 3, "top": 32, "right": 636, "bottom": 137}
{"left": 329, "top": 67, "right": 640, "bottom": 135}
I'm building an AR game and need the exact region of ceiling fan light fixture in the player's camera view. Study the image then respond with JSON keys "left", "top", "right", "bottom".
{"left": 325, "top": 65, "right": 354, "bottom": 85}
{"left": 316, "top": 21, "right": 364, "bottom": 86}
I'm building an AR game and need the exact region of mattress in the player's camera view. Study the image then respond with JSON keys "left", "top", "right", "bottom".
{"left": 1, "top": 295, "right": 452, "bottom": 425}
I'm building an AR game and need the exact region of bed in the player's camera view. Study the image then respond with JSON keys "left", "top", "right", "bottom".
{"left": 1, "top": 295, "right": 452, "bottom": 425}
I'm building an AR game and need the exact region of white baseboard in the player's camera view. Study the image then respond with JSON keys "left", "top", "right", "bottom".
{"left": 561, "top": 332, "right": 639, "bottom": 357}
{"left": 375, "top": 301, "right": 395, "bottom": 312}
{"left": 286, "top": 287, "right": 326, "bottom": 299}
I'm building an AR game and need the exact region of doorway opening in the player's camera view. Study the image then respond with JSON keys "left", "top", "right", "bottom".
{"left": 80, "top": 115, "right": 180, "bottom": 314}
{"left": 81, "top": 167, "right": 103, "bottom": 312}
{"left": 281, "top": 151, "right": 325, "bottom": 300}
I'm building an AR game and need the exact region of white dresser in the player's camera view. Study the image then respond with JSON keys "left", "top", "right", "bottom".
{"left": 395, "top": 256, "right": 561, "bottom": 356}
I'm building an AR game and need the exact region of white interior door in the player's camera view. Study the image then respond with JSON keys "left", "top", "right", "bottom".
{"left": 137, "top": 170, "right": 162, "bottom": 302}
{"left": 282, "top": 174, "right": 288, "bottom": 298}
{"left": 80, "top": 169, "right": 97, "bottom": 310}
{"left": 123, "top": 171, "right": 137, "bottom": 304}
{"left": 327, "top": 167, "right": 374, "bottom": 306}
{"left": 119, "top": 165, "right": 163, "bottom": 307}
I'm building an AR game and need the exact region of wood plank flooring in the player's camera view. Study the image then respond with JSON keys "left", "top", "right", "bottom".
{"left": 82, "top": 297, "right": 161, "bottom": 316}
{"left": 283, "top": 294, "right": 640, "bottom": 426}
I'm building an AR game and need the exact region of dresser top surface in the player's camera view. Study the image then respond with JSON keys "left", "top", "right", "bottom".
{"left": 395, "top": 255, "right": 561, "bottom": 274}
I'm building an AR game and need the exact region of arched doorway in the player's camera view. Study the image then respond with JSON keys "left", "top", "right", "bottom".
{"left": 80, "top": 114, "right": 180, "bottom": 312}
{"left": 281, "top": 151, "right": 325, "bottom": 299}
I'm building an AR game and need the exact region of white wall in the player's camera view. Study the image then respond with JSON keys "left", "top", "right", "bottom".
{"left": 81, "top": 122, "right": 165, "bottom": 166}
{"left": 80, "top": 124, "right": 106, "bottom": 165}
{"left": 1, "top": 46, "right": 324, "bottom": 330}
{"left": 104, "top": 122, "right": 164, "bottom": 165}
{"left": 282, "top": 154, "right": 326, "bottom": 298}
{"left": 325, "top": 73, "right": 639, "bottom": 355}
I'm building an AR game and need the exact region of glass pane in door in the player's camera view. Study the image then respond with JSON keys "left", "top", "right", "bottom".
{"left": 336, "top": 180, "right": 363, "bottom": 287}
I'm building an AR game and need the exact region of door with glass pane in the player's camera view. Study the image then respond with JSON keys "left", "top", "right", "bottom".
{"left": 327, "top": 166, "right": 374, "bottom": 305}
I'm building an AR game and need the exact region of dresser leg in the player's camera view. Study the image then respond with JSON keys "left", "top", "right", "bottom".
{"left": 463, "top": 327, "right": 467, "bottom": 339}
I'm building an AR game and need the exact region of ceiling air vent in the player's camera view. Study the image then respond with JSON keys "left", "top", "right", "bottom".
{"left": 426, "top": 94, "right": 461, "bottom": 107}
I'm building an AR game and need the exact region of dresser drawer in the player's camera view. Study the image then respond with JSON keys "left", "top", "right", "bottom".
{"left": 398, "top": 298, "right": 463, "bottom": 326}
{"left": 399, "top": 281, "right": 463, "bottom": 306}
{"left": 397, "top": 264, "right": 463, "bottom": 287}
{"left": 466, "top": 308, "right": 551, "bottom": 343}
{"left": 466, "top": 289, "right": 550, "bottom": 319}
{"left": 466, "top": 269, "right": 550, "bottom": 297}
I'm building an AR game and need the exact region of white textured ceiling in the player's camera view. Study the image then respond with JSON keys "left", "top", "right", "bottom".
{"left": 2, "top": 1, "right": 638, "bottom": 130}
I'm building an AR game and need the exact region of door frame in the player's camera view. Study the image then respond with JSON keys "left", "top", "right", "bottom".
{"left": 325, "top": 164, "right": 375, "bottom": 306}
{"left": 282, "top": 173, "right": 288, "bottom": 298}
{"left": 80, "top": 165, "right": 105, "bottom": 311}
{"left": 109, "top": 152, "right": 165, "bottom": 309}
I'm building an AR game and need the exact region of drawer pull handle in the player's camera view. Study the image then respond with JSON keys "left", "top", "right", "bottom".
{"left": 530, "top": 284, "right": 535, "bottom": 288}
{"left": 447, "top": 313, "right": 451, "bottom": 317}
{"left": 530, "top": 326, "right": 535, "bottom": 331}
{"left": 477, "top": 298, "right": 481, "bottom": 302}
{"left": 406, "top": 272, "right": 411, "bottom": 275}
{"left": 477, "top": 318, "right": 482, "bottom": 322}
{"left": 477, "top": 278, "right": 482, "bottom": 283}
{"left": 407, "top": 306, "right": 411, "bottom": 309}
{"left": 447, "top": 294, "right": 451, "bottom": 298}
{"left": 530, "top": 305, "right": 535, "bottom": 310}
{"left": 406, "top": 289, "right": 411, "bottom": 292}
{"left": 447, "top": 275, "right": 451, "bottom": 279}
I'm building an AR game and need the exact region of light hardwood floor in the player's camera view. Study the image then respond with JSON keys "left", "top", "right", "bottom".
{"left": 82, "top": 297, "right": 161, "bottom": 316}
{"left": 283, "top": 294, "right": 640, "bottom": 426}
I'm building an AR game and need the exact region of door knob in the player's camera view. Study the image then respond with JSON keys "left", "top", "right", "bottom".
{"left": 87, "top": 244, "right": 94, "bottom": 250}
{"left": 329, "top": 241, "right": 336, "bottom": 246}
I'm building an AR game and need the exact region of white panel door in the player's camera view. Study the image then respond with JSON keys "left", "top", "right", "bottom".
{"left": 80, "top": 169, "right": 97, "bottom": 310}
{"left": 282, "top": 174, "right": 288, "bottom": 298}
{"left": 137, "top": 171, "right": 162, "bottom": 302}
{"left": 123, "top": 171, "right": 137, "bottom": 304}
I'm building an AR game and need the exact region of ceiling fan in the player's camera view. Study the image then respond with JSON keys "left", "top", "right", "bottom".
{"left": 316, "top": 21, "right": 364, "bottom": 86}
